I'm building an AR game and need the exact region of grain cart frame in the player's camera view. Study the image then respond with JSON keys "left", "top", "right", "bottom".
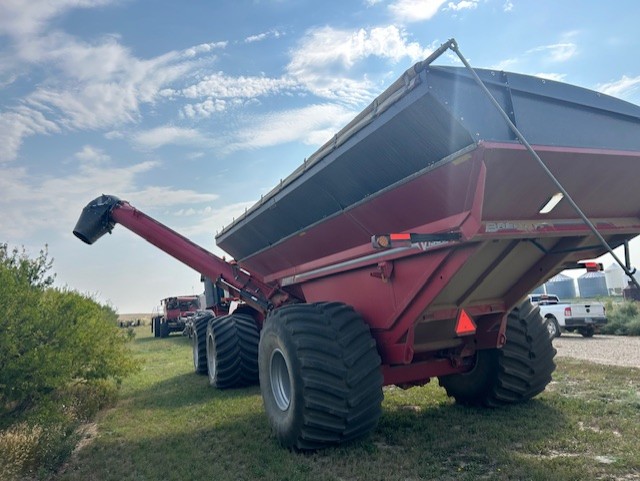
{"left": 73, "top": 40, "right": 640, "bottom": 450}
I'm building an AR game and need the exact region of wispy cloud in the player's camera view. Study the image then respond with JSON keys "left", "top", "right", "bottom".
{"left": 0, "top": 0, "right": 115, "bottom": 38}
{"left": 180, "top": 72, "right": 298, "bottom": 100}
{"left": 527, "top": 42, "right": 577, "bottom": 63}
{"left": 0, "top": 156, "right": 155, "bottom": 238}
{"left": 597, "top": 75, "right": 640, "bottom": 99}
{"left": 0, "top": 1, "right": 226, "bottom": 162}
{"left": 244, "top": 29, "right": 284, "bottom": 44}
{"left": 287, "top": 25, "right": 433, "bottom": 103}
{"left": 73, "top": 145, "right": 112, "bottom": 166}
{"left": 223, "top": 103, "right": 357, "bottom": 153}
{"left": 534, "top": 72, "right": 567, "bottom": 82}
{"left": 131, "top": 126, "right": 210, "bottom": 150}
{"left": 388, "top": 0, "right": 447, "bottom": 23}
{"left": 0, "top": 106, "right": 60, "bottom": 162}
{"left": 0, "top": 145, "right": 217, "bottom": 239}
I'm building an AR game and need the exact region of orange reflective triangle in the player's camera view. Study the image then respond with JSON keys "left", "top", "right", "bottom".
{"left": 455, "top": 309, "right": 476, "bottom": 336}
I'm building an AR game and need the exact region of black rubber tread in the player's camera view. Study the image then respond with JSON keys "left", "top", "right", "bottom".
{"left": 206, "top": 313, "right": 259, "bottom": 389}
{"left": 259, "top": 302, "right": 383, "bottom": 450}
{"left": 160, "top": 319, "right": 169, "bottom": 338}
{"left": 192, "top": 313, "right": 213, "bottom": 375}
{"left": 439, "top": 299, "right": 556, "bottom": 407}
{"left": 579, "top": 326, "right": 595, "bottom": 338}
{"left": 152, "top": 316, "right": 161, "bottom": 338}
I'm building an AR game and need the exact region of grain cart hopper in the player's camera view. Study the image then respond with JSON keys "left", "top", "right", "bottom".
{"left": 73, "top": 40, "right": 640, "bottom": 450}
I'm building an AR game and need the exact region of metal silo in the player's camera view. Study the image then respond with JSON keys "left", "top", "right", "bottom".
{"left": 578, "top": 271, "right": 608, "bottom": 298}
{"left": 544, "top": 273, "right": 576, "bottom": 300}
{"left": 604, "top": 263, "right": 626, "bottom": 295}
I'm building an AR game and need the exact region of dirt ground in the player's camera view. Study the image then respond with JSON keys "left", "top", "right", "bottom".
{"left": 553, "top": 333, "right": 640, "bottom": 368}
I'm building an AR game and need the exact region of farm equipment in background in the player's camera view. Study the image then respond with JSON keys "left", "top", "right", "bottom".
{"left": 151, "top": 295, "right": 201, "bottom": 338}
{"left": 73, "top": 39, "right": 640, "bottom": 450}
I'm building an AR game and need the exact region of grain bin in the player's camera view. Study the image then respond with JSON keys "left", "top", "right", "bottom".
{"left": 544, "top": 273, "right": 576, "bottom": 300}
{"left": 578, "top": 271, "right": 608, "bottom": 298}
{"left": 604, "top": 263, "right": 626, "bottom": 295}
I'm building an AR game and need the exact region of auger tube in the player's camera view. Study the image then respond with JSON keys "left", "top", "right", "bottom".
{"left": 73, "top": 195, "right": 297, "bottom": 312}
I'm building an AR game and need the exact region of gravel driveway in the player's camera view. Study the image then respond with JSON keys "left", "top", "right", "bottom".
{"left": 553, "top": 334, "right": 640, "bottom": 368}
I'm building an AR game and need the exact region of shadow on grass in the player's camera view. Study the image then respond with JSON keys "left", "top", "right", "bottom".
{"left": 124, "top": 371, "right": 261, "bottom": 411}
{"left": 133, "top": 333, "right": 190, "bottom": 344}
{"left": 60, "top": 385, "right": 577, "bottom": 481}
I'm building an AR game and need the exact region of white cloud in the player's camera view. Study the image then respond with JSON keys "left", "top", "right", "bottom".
{"left": 0, "top": 106, "right": 61, "bottom": 162}
{"left": 0, "top": 0, "right": 115, "bottom": 38}
{"left": 446, "top": 1, "right": 479, "bottom": 11}
{"left": 597, "top": 75, "right": 640, "bottom": 99}
{"left": 527, "top": 42, "right": 577, "bottom": 63}
{"left": 244, "top": 29, "right": 284, "bottom": 44}
{"left": 388, "top": 0, "right": 447, "bottom": 23}
{"left": 0, "top": 159, "right": 155, "bottom": 238}
{"left": 180, "top": 72, "right": 298, "bottom": 100}
{"left": 223, "top": 103, "right": 357, "bottom": 153}
{"left": 490, "top": 57, "right": 519, "bottom": 72}
{"left": 534, "top": 72, "right": 567, "bottom": 82}
{"left": 74, "top": 145, "right": 111, "bottom": 166}
{"left": 0, "top": 5, "right": 223, "bottom": 161}
{"left": 182, "top": 98, "right": 227, "bottom": 119}
{"left": 503, "top": 0, "right": 513, "bottom": 11}
{"left": 0, "top": 154, "right": 219, "bottom": 240}
{"left": 181, "top": 201, "right": 256, "bottom": 238}
{"left": 132, "top": 126, "right": 209, "bottom": 150}
{"left": 287, "top": 25, "right": 432, "bottom": 103}
{"left": 183, "top": 41, "right": 227, "bottom": 57}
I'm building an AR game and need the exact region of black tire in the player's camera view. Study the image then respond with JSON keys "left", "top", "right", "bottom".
{"left": 439, "top": 299, "right": 556, "bottom": 407}
{"left": 153, "top": 316, "right": 161, "bottom": 338}
{"left": 206, "top": 313, "right": 260, "bottom": 388}
{"left": 579, "top": 326, "right": 595, "bottom": 338}
{"left": 193, "top": 313, "right": 212, "bottom": 375}
{"left": 258, "top": 302, "right": 383, "bottom": 450}
{"left": 545, "top": 315, "right": 561, "bottom": 339}
{"left": 160, "top": 319, "right": 169, "bottom": 338}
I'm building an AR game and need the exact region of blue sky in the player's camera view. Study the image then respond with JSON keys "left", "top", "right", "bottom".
{"left": 2, "top": 0, "right": 640, "bottom": 313}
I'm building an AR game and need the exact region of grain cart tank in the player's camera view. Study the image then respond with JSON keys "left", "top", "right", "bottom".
{"left": 73, "top": 40, "right": 640, "bottom": 450}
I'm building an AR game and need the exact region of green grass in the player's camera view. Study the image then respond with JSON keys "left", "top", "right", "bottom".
{"left": 57, "top": 327, "right": 640, "bottom": 481}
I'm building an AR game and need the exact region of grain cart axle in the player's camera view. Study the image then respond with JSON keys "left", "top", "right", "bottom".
{"left": 74, "top": 39, "right": 640, "bottom": 450}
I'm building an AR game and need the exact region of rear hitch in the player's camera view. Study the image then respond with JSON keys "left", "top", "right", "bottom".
{"left": 73, "top": 194, "right": 121, "bottom": 244}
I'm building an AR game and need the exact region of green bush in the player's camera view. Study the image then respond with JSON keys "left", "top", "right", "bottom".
{"left": 600, "top": 300, "right": 640, "bottom": 336}
{"left": 0, "top": 244, "right": 136, "bottom": 415}
{"left": 0, "top": 243, "right": 137, "bottom": 478}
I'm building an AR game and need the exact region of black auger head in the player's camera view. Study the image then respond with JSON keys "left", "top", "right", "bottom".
{"left": 73, "top": 194, "right": 121, "bottom": 245}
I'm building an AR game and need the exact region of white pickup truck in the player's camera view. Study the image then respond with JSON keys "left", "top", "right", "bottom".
{"left": 529, "top": 294, "right": 607, "bottom": 338}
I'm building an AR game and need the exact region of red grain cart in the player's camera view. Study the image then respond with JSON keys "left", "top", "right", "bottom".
{"left": 73, "top": 40, "right": 640, "bottom": 450}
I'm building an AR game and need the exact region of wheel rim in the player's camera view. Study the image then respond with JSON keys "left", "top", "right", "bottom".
{"left": 207, "top": 334, "right": 217, "bottom": 380}
{"left": 546, "top": 319, "right": 557, "bottom": 338}
{"left": 270, "top": 349, "right": 291, "bottom": 411}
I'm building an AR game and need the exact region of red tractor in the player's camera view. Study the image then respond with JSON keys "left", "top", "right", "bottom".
{"left": 73, "top": 40, "right": 640, "bottom": 450}
{"left": 151, "top": 295, "right": 200, "bottom": 338}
